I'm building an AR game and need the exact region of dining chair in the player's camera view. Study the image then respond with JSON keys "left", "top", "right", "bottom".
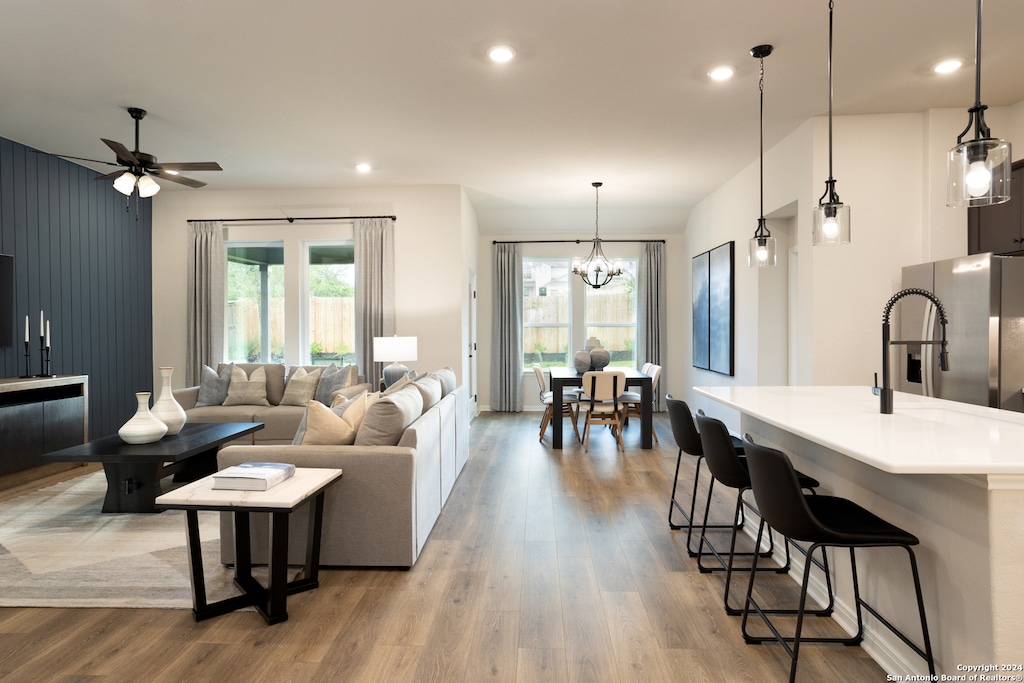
{"left": 533, "top": 364, "right": 580, "bottom": 443}
{"left": 578, "top": 369, "right": 627, "bottom": 452}
{"left": 621, "top": 363, "right": 661, "bottom": 443}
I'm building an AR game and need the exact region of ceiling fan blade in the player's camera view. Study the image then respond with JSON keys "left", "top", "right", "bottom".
{"left": 95, "top": 171, "right": 125, "bottom": 181}
{"left": 150, "top": 169, "right": 206, "bottom": 188}
{"left": 154, "top": 162, "right": 223, "bottom": 172}
{"left": 47, "top": 153, "right": 122, "bottom": 167}
{"left": 101, "top": 138, "right": 139, "bottom": 166}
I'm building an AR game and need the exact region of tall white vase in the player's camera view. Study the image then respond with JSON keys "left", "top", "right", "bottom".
{"left": 118, "top": 392, "right": 168, "bottom": 444}
{"left": 151, "top": 366, "right": 187, "bottom": 435}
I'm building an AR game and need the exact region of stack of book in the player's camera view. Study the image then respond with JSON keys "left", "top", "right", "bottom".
{"left": 212, "top": 462, "right": 296, "bottom": 491}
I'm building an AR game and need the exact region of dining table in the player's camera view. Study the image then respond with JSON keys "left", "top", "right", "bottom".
{"left": 548, "top": 366, "right": 654, "bottom": 449}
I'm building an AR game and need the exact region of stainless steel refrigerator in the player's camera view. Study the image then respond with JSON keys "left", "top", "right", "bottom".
{"left": 899, "top": 252, "right": 1024, "bottom": 412}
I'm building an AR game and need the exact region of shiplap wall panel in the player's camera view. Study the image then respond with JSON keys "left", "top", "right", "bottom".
{"left": 0, "top": 135, "right": 153, "bottom": 437}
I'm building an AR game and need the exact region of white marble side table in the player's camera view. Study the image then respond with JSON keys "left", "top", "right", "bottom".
{"left": 156, "top": 467, "right": 343, "bottom": 624}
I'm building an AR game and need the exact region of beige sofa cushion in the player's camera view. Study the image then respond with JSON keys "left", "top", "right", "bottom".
{"left": 434, "top": 367, "right": 457, "bottom": 397}
{"left": 355, "top": 384, "right": 423, "bottom": 446}
{"left": 220, "top": 363, "right": 286, "bottom": 405}
{"left": 280, "top": 367, "right": 322, "bottom": 406}
{"left": 413, "top": 374, "right": 443, "bottom": 413}
{"left": 223, "top": 366, "right": 271, "bottom": 406}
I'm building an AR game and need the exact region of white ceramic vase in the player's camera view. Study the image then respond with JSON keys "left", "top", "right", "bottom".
{"left": 151, "top": 366, "right": 187, "bottom": 435}
{"left": 584, "top": 337, "right": 602, "bottom": 353}
{"left": 118, "top": 392, "right": 168, "bottom": 444}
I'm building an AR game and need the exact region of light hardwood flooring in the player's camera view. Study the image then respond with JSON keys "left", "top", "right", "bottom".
{"left": 0, "top": 411, "right": 886, "bottom": 682}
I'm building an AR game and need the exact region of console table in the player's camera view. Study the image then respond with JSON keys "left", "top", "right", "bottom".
{"left": 156, "top": 467, "right": 343, "bottom": 624}
{"left": 0, "top": 375, "right": 88, "bottom": 477}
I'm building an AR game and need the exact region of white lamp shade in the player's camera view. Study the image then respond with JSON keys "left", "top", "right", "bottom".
{"left": 947, "top": 138, "right": 1012, "bottom": 208}
{"left": 812, "top": 202, "right": 851, "bottom": 246}
{"left": 113, "top": 171, "right": 136, "bottom": 196}
{"left": 136, "top": 174, "right": 160, "bottom": 197}
{"left": 373, "top": 336, "right": 418, "bottom": 363}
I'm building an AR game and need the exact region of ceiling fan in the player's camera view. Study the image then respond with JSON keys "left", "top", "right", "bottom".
{"left": 58, "top": 107, "right": 222, "bottom": 197}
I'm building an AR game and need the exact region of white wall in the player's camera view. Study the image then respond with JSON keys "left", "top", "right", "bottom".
{"left": 151, "top": 185, "right": 476, "bottom": 390}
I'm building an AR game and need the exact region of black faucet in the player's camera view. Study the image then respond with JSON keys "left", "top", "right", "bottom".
{"left": 880, "top": 288, "right": 950, "bottom": 414}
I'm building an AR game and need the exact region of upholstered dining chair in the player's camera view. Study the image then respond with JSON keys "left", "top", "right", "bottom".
{"left": 578, "top": 369, "right": 627, "bottom": 452}
{"left": 621, "top": 363, "right": 661, "bottom": 443}
{"left": 533, "top": 364, "right": 580, "bottom": 443}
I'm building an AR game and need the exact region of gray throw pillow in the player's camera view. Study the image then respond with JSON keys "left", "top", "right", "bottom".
{"left": 195, "top": 363, "right": 234, "bottom": 407}
{"left": 314, "top": 363, "right": 350, "bottom": 405}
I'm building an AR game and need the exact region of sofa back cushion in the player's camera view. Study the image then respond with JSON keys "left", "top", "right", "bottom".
{"left": 413, "top": 374, "right": 443, "bottom": 413}
{"left": 355, "top": 384, "right": 423, "bottom": 446}
{"left": 220, "top": 363, "right": 286, "bottom": 405}
{"left": 434, "top": 367, "right": 457, "bottom": 397}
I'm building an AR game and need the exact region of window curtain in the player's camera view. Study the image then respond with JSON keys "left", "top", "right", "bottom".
{"left": 186, "top": 221, "right": 226, "bottom": 386}
{"left": 355, "top": 217, "right": 395, "bottom": 385}
{"left": 637, "top": 241, "right": 667, "bottom": 411}
{"left": 491, "top": 242, "right": 523, "bottom": 412}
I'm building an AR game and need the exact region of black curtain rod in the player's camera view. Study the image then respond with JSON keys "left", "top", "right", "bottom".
{"left": 187, "top": 215, "right": 396, "bottom": 223}
{"left": 492, "top": 239, "right": 665, "bottom": 245}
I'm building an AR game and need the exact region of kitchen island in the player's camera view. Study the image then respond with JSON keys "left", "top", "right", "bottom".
{"left": 695, "top": 385, "right": 1024, "bottom": 677}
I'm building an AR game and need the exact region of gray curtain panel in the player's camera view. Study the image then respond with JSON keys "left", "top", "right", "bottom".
{"left": 186, "top": 221, "right": 226, "bottom": 386}
{"left": 637, "top": 241, "right": 667, "bottom": 410}
{"left": 491, "top": 242, "right": 523, "bottom": 412}
{"left": 355, "top": 217, "right": 395, "bottom": 385}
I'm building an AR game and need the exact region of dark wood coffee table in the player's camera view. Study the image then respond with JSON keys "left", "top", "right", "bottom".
{"left": 41, "top": 422, "right": 263, "bottom": 513}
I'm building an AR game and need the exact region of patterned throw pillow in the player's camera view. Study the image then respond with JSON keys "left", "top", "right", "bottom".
{"left": 222, "top": 366, "right": 271, "bottom": 406}
{"left": 280, "top": 367, "right": 323, "bottom": 407}
{"left": 195, "top": 363, "right": 234, "bottom": 407}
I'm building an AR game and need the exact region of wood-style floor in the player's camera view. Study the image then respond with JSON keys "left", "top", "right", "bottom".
{"left": 0, "top": 411, "right": 885, "bottom": 682}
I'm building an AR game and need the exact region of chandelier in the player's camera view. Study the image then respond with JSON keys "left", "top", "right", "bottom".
{"left": 572, "top": 182, "right": 622, "bottom": 288}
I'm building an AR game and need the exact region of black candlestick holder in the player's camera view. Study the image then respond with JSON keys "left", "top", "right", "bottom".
{"left": 21, "top": 340, "right": 31, "bottom": 378}
{"left": 44, "top": 346, "right": 53, "bottom": 377}
{"left": 38, "top": 336, "right": 46, "bottom": 377}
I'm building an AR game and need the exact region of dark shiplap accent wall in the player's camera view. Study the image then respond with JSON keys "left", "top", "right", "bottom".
{"left": 0, "top": 135, "right": 153, "bottom": 437}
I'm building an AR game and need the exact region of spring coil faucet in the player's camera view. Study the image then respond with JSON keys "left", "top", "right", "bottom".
{"left": 880, "top": 288, "right": 950, "bottom": 414}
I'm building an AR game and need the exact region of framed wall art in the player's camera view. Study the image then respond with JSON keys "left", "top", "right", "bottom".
{"left": 692, "top": 241, "right": 734, "bottom": 376}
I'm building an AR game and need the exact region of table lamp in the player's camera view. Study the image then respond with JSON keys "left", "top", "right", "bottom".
{"left": 373, "top": 336, "right": 418, "bottom": 388}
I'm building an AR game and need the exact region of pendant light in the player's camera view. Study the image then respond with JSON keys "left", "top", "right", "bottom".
{"left": 812, "top": 0, "right": 851, "bottom": 246}
{"left": 572, "top": 182, "right": 623, "bottom": 288}
{"left": 947, "top": 0, "right": 1011, "bottom": 208}
{"left": 748, "top": 45, "right": 776, "bottom": 268}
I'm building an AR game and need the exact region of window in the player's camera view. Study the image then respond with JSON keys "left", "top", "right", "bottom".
{"left": 306, "top": 242, "right": 356, "bottom": 366}
{"left": 521, "top": 256, "right": 638, "bottom": 369}
{"left": 523, "top": 259, "right": 571, "bottom": 368}
{"left": 226, "top": 242, "right": 285, "bottom": 363}
{"left": 585, "top": 261, "right": 637, "bottom": 367}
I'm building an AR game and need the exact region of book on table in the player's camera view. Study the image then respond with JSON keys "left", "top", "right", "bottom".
{"left": 212, "top": 462, "right": 297, "bottom": 491}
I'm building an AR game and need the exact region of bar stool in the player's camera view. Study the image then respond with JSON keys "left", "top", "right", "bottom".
{"left": 739, "top": 436, "right": 935, "bottom": 683}
{"left": 695, "top": 413, "right": 824, "bottom": 616}
{"left": 665, "top": 395, "right": 744, "bottom": 556}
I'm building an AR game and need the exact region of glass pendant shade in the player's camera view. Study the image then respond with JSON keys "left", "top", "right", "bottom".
{"left": 136, "top": 174, "right": 161, "bottom": 198}
{"left": 113, "top": 171, "right": 137, "bottom": 196}
{"left": 812, "top": 201, "right": 851, "bottom": 245}
{"left": 748, "top": 234, "right": 777, "bottom": 268}
{"left": 947, "top": 138, "right": 1012, "bottom": 207}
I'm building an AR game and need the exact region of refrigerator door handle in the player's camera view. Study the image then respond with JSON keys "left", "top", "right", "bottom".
{"left": 921, "top": 301, "right": 937, "bottom": 397}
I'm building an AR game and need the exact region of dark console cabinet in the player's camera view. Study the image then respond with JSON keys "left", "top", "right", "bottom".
{"left": 0, "top": 376, "right": 88, "bottom": 477}
{"left": 968, "top": 160, "right": 1024, "bottom": 255}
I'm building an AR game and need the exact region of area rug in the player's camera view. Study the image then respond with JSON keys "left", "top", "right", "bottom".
{"left": 0, "top": 471, "right": 277, "bottom": 609}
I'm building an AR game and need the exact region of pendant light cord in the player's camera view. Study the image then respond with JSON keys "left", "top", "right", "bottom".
{"left": 958, "top": 0, "right": 991, "bottom": 143}
{"left": 759, "top": 55, "right": 765, "bottom": 222}
{"left": 827, "top": 0, "right": 834, "bottom": 185}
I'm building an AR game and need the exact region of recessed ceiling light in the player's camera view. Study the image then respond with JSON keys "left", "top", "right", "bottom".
{"left": 488, "top": 45, "right": 516, "bottom": 63}
{"left": 356, "top": 163, "right": 372, "bottom": 173}
{"left": 933, "top": 59, "right": 963, "bottom": 74}
{"left": 707, "top": 66, "right": 734, "bottom": 81}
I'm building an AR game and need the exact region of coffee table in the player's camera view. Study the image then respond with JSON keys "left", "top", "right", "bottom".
{"left": 41, "top": 422, "right": 263, "bottom": 513}
{"left": 156, "top": 467, "right": 343, "bottom": 624}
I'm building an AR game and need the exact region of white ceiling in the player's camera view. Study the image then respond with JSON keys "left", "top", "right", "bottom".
{"left": 2, "top": 0, "right": 1023, "bottom": 235}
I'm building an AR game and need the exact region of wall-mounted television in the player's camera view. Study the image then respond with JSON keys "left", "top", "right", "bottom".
{"left": 0, "top": 254, "right": 13, "bottom": 348}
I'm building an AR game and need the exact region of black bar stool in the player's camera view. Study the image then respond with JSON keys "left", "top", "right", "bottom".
{"left": 739, "top": 436, "right": 935, "bottom": 683}
{"left": 695, "top": 413, "right": 826, "bottom": 616}
{"left": 665, "top": 395, "right": 744, "bottom": 556}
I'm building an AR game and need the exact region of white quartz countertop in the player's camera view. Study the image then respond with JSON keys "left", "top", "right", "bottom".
{"left": 694, "top": 385, "right": 1024, "bottom": 475}
{"left": 156, "top": 468, "right": 343, "bottom": 509}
